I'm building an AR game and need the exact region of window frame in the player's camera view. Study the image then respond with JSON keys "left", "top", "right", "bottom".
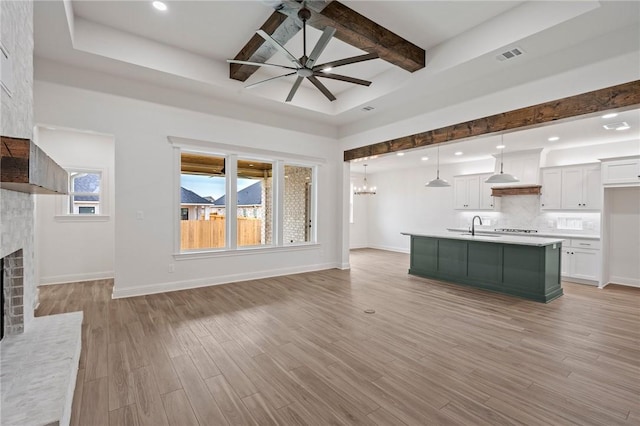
{"left": 55, "top": 167, "right": 110, "bottom": 222}
{"left": 170, "top": 137, "right": 322, "bottom": 258}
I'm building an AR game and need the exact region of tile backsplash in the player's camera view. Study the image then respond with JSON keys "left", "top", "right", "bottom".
{"left": 457, "top": 195, "right": 601, "bottom": 236}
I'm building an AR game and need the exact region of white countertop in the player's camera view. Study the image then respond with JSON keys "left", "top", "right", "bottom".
{"left": 446, "top": 227, "right": 600, "bottom": 240}
{"left": 402, "top": 231, "right": 565, "bottom": 247}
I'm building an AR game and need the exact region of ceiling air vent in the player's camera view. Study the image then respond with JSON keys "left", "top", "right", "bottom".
{"left": 603, "top": 121, "right": 630, "bottom": 130}
{"left": 497, "top": 47, "right": 525, "bottom": 61}
{"left": 362, "top": 106, "right": 375, "bottom": 111}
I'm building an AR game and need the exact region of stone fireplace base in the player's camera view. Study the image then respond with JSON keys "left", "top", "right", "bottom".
{"left": 0, "top": 311, "right": 83, "bottom": 426}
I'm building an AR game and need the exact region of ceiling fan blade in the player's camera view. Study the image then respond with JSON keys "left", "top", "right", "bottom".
{"left": 286, "top": 76, "right": 304, "bottom": 102}
{"left": 313, "top": 52, "right": 379, "bottom": 71}
{"left": 307, "top": 75, "right": 336, "bottom": 101}
{"left": 256, "top": 29, "right": 302, "bottom": 68}
{"left": 314, "top": 72, "right": 372, "bottom": 86}
{"left": 306, "top": 26, "right": 336, "bottom": 68}
{"left": 246, "top": 72, "right": 297, "bottom": 89}
{"left": 227, "top": 59, "right": 296, "bottom": 71}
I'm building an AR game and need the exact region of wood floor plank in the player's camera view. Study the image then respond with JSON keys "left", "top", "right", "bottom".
{"left": 70, "top": 368, "right": 85, "bottom": 426}
{"left": 78, "top": 377, "right": 109, "bottom": 426}
{"left": 205, "top": 374, "right": 258, "bottom": 425}
{"left": 170, "top": 354, "right": 228, "bottom": 425}
{"left": 198, "top": 334, "right": 258, "bottom": 398}
{"left": 109, "top": 404, "right": 140, "bottom": 426}
{"left": 131, "top": 366, "right": 169, "bottom": 426}
{"left": 188, "top": 345, "right": 221, "bottom": 379}
{"left": 161, "top": 389, "right": 199, "bottom": 426}
{"left": 241, "top": 393, "right": 282, "bottom": 426}
{"left": 108, "top": 341, "right": 135, "bottom": 411}
{"left": 367, "top": 407, "right": 408, "bottom": 426}
{"left": 36, "top": 250, "right": 640, "bottom": 426}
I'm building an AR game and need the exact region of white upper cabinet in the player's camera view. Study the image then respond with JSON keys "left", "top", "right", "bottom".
{"left": 601, "top": 156, "right": 640, "bottom": 186}
{"left": 454, "top": 174, "right": 496, "bottom": 210}
{"left": 540, "top": 163, "right": 601, "bottom": 211}
{"left": 454, "top": 175, "right": 480, "bottom": 209}
{"left": 540, "top": 168, "right": 562, "bottom": 209}
{"left": 561, "top": 164, "right": 601, "bottom": 210}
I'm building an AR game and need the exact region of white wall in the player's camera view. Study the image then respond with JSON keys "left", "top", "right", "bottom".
{"left": 34, "top": 81, "right": 342, "bottom": 298}
{"left": 544, "top": 139, "right": 640, "bottom": 167}
{"left": 34, "top": 127, "right": 115, "bottom": 285}
{"left": 604, "top": 187, "right": 640, "bottom": 287}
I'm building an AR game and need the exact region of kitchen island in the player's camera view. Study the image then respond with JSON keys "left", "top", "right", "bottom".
{"left": 402, "top": 231, "right": 565, "bottom": 303}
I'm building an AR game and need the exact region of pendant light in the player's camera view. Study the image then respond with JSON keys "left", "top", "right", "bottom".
{"left": 485, "top": 136, "right": 519, "bottom": 184}
{"left": 425, "top": 144, "right": 450, "bottom": 187}
{"left": 353, "top": 164, "right": 376, "bottom": 195}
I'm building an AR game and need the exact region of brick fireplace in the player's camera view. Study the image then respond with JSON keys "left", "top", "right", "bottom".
{"left": 2, "top": 249, "right": 24, "bottom": 338}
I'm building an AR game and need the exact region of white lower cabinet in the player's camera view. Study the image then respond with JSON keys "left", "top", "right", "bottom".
{"left": 561, "top": 239, "right": 601, "bottom": 284}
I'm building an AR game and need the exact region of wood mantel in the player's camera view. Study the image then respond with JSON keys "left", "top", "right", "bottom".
{"left": 1, "top": 136, "right": 68, "bottom": 194}
{"left": 491, "top": 185, "right": 542, "bottom": 197}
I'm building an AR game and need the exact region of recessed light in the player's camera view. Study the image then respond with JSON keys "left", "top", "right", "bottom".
{"left": 152, "top": 1, "right": 167, "bottom": 11}
{"left": 249, "top": 164, "right": 254, "bottom": 167}
{"left": 322, "top": 67, "right": 332, "bottom": 73}
{"left": 454, "top": 151, "right": 463, "bottom": 156}
{"left": 421, "top": 156, "right": 429, "bottom": 161}
{"left": 548, "top": 136, "right": 560, "bottom": 142}
{"left": 616, "top": 125, "right": 631, "bottom": 131}
{"left": 602, "top": 113, "right": 618, "bottom": 119}
{"left": 397, "top": 152, "right": 405, "bottom": 156}
{"left": 496, "top": 145, "right": 506, "bottom": 149}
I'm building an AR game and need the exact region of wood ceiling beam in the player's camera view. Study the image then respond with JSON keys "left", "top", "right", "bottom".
{"left": 230, "top": 1, "right": 425, "bottom": 82}
{"left": 344, "top": 80, "right": 640, "bottom": 162}
{"left": 230, "top": 11, "right": 297, "bottom": 82}
{"left": 307, "top": 1, "right": 425, "bottom": 73}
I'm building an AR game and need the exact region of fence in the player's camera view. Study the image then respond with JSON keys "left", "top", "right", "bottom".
{"left": 180, "top": 216, "right": 262, "bottom": 249}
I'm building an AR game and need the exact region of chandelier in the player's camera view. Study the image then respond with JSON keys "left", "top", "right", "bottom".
{"left": 354, "top": 164, "right": 376, "bottom": 195}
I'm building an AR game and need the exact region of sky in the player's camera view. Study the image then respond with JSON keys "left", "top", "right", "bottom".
{"left": 181, "top": 174, "right": 255, "bottom": 200}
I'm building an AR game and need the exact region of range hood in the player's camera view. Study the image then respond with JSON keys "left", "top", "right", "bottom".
{"left": 1, "top": 136, "right": 68, "bottom": 194}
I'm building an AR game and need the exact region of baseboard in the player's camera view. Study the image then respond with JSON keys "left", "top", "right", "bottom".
{"left": 562, "top": 276, "right": 598, "bottom": 286}
{"left": 368, "top": 244, "right": 410, "bottom": 254}
{"left": 349, "top": 244, "right": 368, "bottom": 249}
{"left": 112, "top": 262, "right": 340, "bottom": 299}
{"left": 338, "top": 263, "right": 350, "bottom": 270}
{"left": 39, "top": 271, "right": 114, "bottom": 285}
{"left": 603, "top": 276, "right": 640, "bottom": 288}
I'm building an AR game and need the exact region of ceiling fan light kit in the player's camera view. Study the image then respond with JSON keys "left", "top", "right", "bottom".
{"left": 228, "top": 4, "right": 379, "bottom": 102}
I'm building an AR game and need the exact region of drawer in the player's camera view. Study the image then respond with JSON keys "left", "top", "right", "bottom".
{"left": 569, "top": 239, "right": 601, "bottom": 250}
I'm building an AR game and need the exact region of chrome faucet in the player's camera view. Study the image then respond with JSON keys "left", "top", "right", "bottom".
{"left": 471, "top": 215, "right": 483, "bottom": 236}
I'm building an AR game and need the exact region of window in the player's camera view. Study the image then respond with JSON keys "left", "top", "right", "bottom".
{"left": 173, "top": 143, "right": 318, "bottom": 254}
{"left": 284, "top": 165, "right": 313, "bottom": 244}
{"left": 180, "top": 153, "right": 226, "bottom": 250}
{"left": 68, "top": 171, "right": 101, "bottom": 214}
{"left": 237, "top": 159, "right": 272, "bottom": 247}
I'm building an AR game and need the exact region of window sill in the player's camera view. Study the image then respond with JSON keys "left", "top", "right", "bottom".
{"left": 174, "top": 242, "right": 320, "bottom": 260}
{"left": 54, "top": 215, "right": 110, "bottom": 222}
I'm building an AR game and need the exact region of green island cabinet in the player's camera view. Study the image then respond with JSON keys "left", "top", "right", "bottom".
{"left": 406, "top": 234, "right": 564, "bottom": 303}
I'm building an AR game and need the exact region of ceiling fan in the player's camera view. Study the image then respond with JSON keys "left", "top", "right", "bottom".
{"left": 227, "top": 4, "right": 379, "bottom": 102}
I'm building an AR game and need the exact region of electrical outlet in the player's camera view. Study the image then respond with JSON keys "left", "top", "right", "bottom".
{"left": 136, "top": 210, "right": 144, "bottom": 220}
{"left": 168, "top": 264, "right": 175, "bottom": 273}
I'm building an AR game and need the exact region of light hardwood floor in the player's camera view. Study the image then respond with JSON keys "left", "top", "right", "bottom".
{"left": 36, "top": 249, "right": 640, "bottom": 425}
